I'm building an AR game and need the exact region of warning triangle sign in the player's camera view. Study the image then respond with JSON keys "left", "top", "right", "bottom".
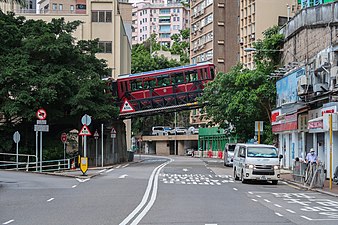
{"left": 120, "top": 99, "right": 135, "bottom": 113}
{"left": 79, "top": 124, "right": 92, "bottom": 136}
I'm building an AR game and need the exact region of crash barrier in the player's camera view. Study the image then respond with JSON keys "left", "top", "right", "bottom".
{"left": 0, "top": 152, "right": 70, "bottom": 172}
{"left": 293, "top": 161, "right": 307, "bottom": 183}
{"left": 193, "top": 150, "right": 224, "bottom": 159}
{"left": 304, "top": 162, "right": 325, "bottom": 188}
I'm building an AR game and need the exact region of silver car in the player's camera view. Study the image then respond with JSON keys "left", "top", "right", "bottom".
{"left": 224, "top": 143, "right": 236, "bottom": 167}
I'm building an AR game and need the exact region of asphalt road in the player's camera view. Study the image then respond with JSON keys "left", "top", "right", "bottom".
{"left": 1, "top": 155, "right": 338, "bottom": 225}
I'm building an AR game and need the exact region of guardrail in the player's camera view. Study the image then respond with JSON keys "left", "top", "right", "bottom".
{"left": 0, "top": 152, "right": 70, "bottom": 172}
{"left": 293, "top": 161, "right": 325, "bottom": 188}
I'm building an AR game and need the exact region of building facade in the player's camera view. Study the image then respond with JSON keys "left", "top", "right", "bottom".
{"left": 273, "top": 2, "right": 338, "bottom": 175}
{"left": 240, "top": 0, "right": 297, "bottom": 69}
{"left": 131, "top": 0, "right": 190, "bottom": 47}
{"left": 190, "top": 0, "right": 239, "bottom": 74}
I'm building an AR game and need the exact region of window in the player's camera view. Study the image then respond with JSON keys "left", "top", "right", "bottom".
{"left": 131, "top": 80, "right": 143, "bottom": 91}
{"left": 159, "top": 9, "right": 170, "bottom": 14}
{"left": 185, "top": 70, "right": 198, "bottom": 82}
{"left": 70, "top": 5, "right": 74, "bottom": 12}
{"left": 157, "top": 75, "right": 170, "bottom": 87}
{"left": 52, "top": 3, "right": 57, "bottom": 10}
{"left": 172, "top": 73, "right": 184, "bottom": 84}
{"left": 159, "top": 25, "right": 170, "bottom": 32}
{"left": 98, "top": 41, "right": 112, "bottom": 53}
{"left": 92, "top": 11, "right": 112, "bottom": 23}
{"left": 59, "top": 4, "right": 63, "bottom": 11}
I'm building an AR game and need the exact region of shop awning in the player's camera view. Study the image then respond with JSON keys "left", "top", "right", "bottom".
{"left": 308, "top": 117, "right": 323, "bottom": 129}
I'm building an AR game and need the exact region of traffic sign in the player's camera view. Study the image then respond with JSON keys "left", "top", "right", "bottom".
{"left": 120, "top": 100, "right": 135, "bottom": 113}
{"left": 81, "top": 114, "right": 92, "bottom": 126}
{"left": 36, "top": 120, "right": 47, "bottom": 125}
{"left": 13, "top": 131, "right": 20, "bottom": 143}
{"left": 79, "top": 124, "right": 92, "bottom": 136}
{"left": 111, "top": 127, "right": 116, "bottom": 134}
{"left": 34, "top": 124, "right": 49, "bottom": 132}
{"left": 93, "top": 130, "right": 99, "bottom": 139}
{"left": 36, "top": 108, "right": 47, "bottom": 120}
{"left": 61, "top": 133, "right": 67, "bottom": 143}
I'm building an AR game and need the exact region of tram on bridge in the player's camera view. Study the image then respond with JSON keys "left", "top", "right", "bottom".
{"left": 112, "top": 62, "right": 215, "bottom": 118}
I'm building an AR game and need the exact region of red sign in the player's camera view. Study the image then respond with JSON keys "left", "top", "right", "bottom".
{"left": 120, "top": 99, "right": 135, "bottom": 113}
{"left": 36, "top": 108, "right": 47, "bottom": 120}
{"left": 308, "top": 120, "right": 323, "bottom": 129}
{"left": 79, "top": 124, "right": 92, "bottom": 136}
{"left": 322, "top": 109, "right": 334, "bottom": 115}
{"left": 61, "top": 133, "right": 67, "bottom": 143}
{"left": 272, "top": 121, "right": 298, "bottom": 132}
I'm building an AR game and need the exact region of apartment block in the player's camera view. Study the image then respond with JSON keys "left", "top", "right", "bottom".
{"left": 190, "top": 0, "right": 239, "bottom": 74}
{"left": 240, "top": 0, "right": 296, "bottom": 69}
{"left": 132, "top": 0, "right": 190, "bottom": 46}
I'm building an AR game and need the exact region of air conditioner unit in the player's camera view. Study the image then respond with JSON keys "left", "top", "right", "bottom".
{"left": 251, "top": 34, "right": 255, "bottom": 39}
{"left": 313, "top": 83, "right": 329, "bottom": 93}
{"left": 297, "top": 83, "right": 307, "bottom": 96}
{"left": 239, "top": 38, "right": 244, "bottom": 44}
{"left": 331, "top": 66, "right": 338, "bottom": 78}
{"left": 316, "top": 52, "right": 329, "bottom": 69}
{"left": 298, "top": 76, "right": 308, "bottom": 86}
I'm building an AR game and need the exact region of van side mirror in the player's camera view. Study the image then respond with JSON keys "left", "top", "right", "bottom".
{"left": 279, "top": 154, "right": 283, "bottom": 159}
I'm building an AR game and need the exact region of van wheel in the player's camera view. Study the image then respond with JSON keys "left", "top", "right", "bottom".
{"left": 241, "top": 170, "right": 247, "bottom": 183}
{"left": 234, "top": 168, "right": 239, "bottom": 180}
{"left": 272, "top": 180, "right": 278, "bottom": 185}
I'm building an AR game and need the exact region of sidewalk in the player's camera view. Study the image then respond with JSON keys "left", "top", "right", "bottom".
{"left": 280, "top": 169, "right": 338, "bottom": 197}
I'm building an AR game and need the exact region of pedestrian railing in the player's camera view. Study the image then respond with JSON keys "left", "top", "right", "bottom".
{"left": 292, "top": 161, "right": 307, "bottom": 183}
{"left": 0, "top": 152, "right": 70, "bottom": 172}
{"left": 304, "top": 162, "right": 325, "bottom": 189}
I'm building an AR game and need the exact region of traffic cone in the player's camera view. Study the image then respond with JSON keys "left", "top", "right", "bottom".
{"left": 71, "top": 160, "right": 76, "bottom": 170}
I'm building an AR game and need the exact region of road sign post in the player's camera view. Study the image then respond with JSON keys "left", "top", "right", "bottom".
{"left": 101, "top": 124, "right": 104, "bottom": 167}
{"left": 13, "top": 131, "right": 20, "bottom": 171}
{"left": 111, "top": 128, "right": 116, "bottom": 163}
{"left": 255, "top": 121, "right": 264, "bottom": 144}
{"left": 94, "top": 130, "right": 99, "bottom": 167}
{"left": 61, "top": 133, "right": 67, "bottom": 168}
{"left": 81, "top": 115, "right": 92, "bottom": 158}
{"left": 35, "top": 109, "right": 49, "bottom": 172}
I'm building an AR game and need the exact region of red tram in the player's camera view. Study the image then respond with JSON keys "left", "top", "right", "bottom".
{"left": 112, "top": 62, "right": 215, "bottom": 116}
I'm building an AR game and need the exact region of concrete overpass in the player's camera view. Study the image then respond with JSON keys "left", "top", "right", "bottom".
{"left": 141, "top": 134, "right": 198, "bottom": 156}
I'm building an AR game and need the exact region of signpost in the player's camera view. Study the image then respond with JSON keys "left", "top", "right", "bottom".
{"left": 13, "top": 131, "right": 20, "bottom": 170}
{"left": 94, "top": 130, "right": 99, "bottom": 167}
{"left": 61, "top": 133, "right": 67, "bottom": 168}
{"left": 35, "top": 109, "right": 49, "bottom": 172}
{"left": 80, "top": 114, "right": 92, "bottom": 158}
{"left": 111, "top": 127, "right": 116, "bottom": 163}
{"left": 255, "top": 121, "right": 264, "bottom": 144}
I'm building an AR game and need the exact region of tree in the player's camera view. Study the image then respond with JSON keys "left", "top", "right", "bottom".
{"left": 200, "top": 26, "right": 284, "bottom": 143}
{"left": 0, "top": 12, "right": 116, "bottom": 155}
{"left": 170, "top": 29, "right": 190, "bottom": 64}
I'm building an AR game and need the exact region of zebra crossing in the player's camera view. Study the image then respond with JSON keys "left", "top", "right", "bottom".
{"left": 159, "top": 173, "right": 234, "bottom": 186}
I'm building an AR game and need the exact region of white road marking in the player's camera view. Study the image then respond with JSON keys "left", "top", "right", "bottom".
{"left": 264, "top": 199, "right": 271, "bottom": 203}
{"left": 301, "top": 216, "right": 313, "bottom": 221}
{"left": 286, "top": 209, "right": 295, "bottom": 214}
{"left": 3, "top": 220, "right": 14, "bottom": 224}
{"left": 252, "top": 199, "right": 258, "bottom": 202}
{"left": 106, "top": 168, "right": 114, "bottom": 173}
{"left": 233, "top": 188, "right": 238, "bottom": 191}
{"left": 72, "top": 185, "right": 77, "bottom": 188}
{"left": 116, "top": 165, "right": 121, "bottom": 169}
{"left": 274, "top": 204, "right": 282, "bottom": 208}
{"left": 256, "top": 195, "right": 262, "bottom": 198}
{"left": 275, "top": 212, "right": 283, "bottom": 217}
{"left": 76, "top": 178, "right": 90, "bottom": 183}
{"left": 122, "top": 164, "right": 129, "bottom": 168}
{"left": 205, "top": 224, "right": 218, "bottom": 225}
{"left": 119, "top": 174, "right": 128, "bottom": 179}
{"left": 248, "top": 192, "right": 253, "bottom": 194}
{"left": 183, "top": 168, "right": 188, "bottom": 172}
{"left": 47, "top": 198, "right": 54, "bottom": 202}
{"left": 282, "top": 181, "right": 287, "bottom": 184}
{"left": 98, "top": 169, "right": 106, "bottom": 173}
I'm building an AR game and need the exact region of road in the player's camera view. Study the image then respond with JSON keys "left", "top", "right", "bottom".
{"left": 1, "top": 155, "right": 338, "bottom": 225}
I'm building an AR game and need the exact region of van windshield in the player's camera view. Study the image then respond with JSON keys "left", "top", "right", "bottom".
{"left": 228, "top": 145, "right": 236, "bottom": 152}
{"left": 247, "top": 147, "right": 278, "bottom": 158}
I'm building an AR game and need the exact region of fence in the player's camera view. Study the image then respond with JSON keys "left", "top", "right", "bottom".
{"left": 293, "top": 161, "right": 325, "bottom": 188}
{"left": 0, "top": 152, "right": 70, "bottom": 172}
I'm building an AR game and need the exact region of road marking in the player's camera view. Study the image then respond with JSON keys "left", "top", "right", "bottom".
{"left": 98, "top": 169, "right": 106, "bottom": 173}
{"left": 106, "top": 168, "right": 114, "bottom": 173}
{"left": 183, "top": 168, "right": 188, "bottom": 172}
{"left": 275, "top": 212, "right": 283, "bottom": 217}
{"left": 301, "top": 216, "right": 313, "bottom": 221}
{"left": 122, "top": 164, "right": 129, "bottom": 168}
{"left": 3, "top": 220, "right": 14, "bottom": 224}
{"left": 205, "top": 224, "right": 218, "bottom": 225}
{"left": 274, "top": 204, "right": 282, "bottom": 208}
{"left": 282, "top": 181, "right": 287, "bottom": 184}
{"left": 119, "top": 174, "right": 128, "bottom": 179}
{"left": 286, "top": 209, "right": 295, "bottom": 214}
{"left": 72, "top": 185, "right": 77, "bottom": 188}
{"left": 264, "top": 199, "right": 271, "bottom": 203}
{"left": 233, "top": 188, "right": 238, "bottom": 191}
{"left": 47, "top": 198, "right": 54, "bottom": 202}
{"left": 116, "top": 165, "right": 121, "bottom": 169}
{"left": 256, "top": 195, "right": 261, "bottom": 198}
{"left": 252, "top": 199, "right": 258, "bottom": 202}
{"left": 248, "top": 192, "right": 253, "bottom": 194}
{"left": 76, "top": 178, "right": 90, "bottom": 183}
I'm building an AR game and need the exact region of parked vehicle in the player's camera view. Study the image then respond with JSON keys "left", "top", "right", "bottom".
{"left": 152, "top": 126, "right": 174, "bottom": 136}
{"left": 233, "top": 144, "right": 283, "bottom": 184}
{"left": 224, "top": 143, "right": 236, "bottom": 167}
{"left": 174, "top": 127, "right": 187, "bottom": 135}
{"left": 188, "top": 126, "right": 199, "bottom": 135}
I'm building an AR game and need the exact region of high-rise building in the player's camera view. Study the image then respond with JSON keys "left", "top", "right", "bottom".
{"left": 190, "top": 0, "right": 239, "bottom": 74}
{"left": 131, "top": 0, "right": 190, "bottom": 47}
{"left": 0, "top": 0, "right": 36, "bottom": 13}
{"left": 239, "top": 0, "right": 297, "bottom": 69}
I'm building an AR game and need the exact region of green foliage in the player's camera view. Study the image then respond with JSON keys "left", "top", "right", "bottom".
{"left": 0, "top": 12, "right": 117, "bottom": 155}
{"left": 170, "top": 29, "right": 190, "bottom": 64}
{"left": 201, "top": 26, "right": 284, "bottom": 143}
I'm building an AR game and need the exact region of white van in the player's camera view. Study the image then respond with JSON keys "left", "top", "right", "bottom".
{"left": 233, "top": 144, "right": 283, "bottom": 184}
{"left": 152, "top": 126, "right": 175, "bottom": 136}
